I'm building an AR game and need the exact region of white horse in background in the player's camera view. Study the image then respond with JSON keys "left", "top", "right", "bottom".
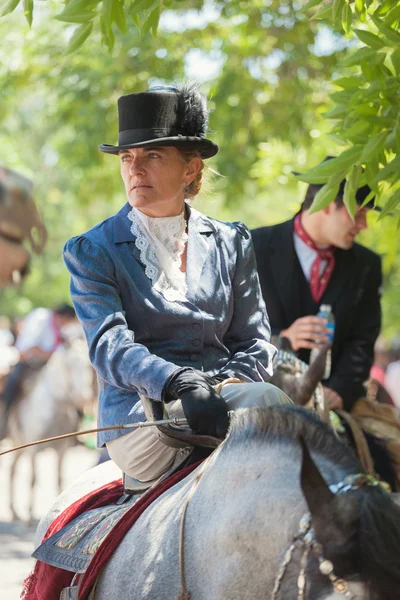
{"left": 6, "top": 327, "right": 96, "bottom": 523}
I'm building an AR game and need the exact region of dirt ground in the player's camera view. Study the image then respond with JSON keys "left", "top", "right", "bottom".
{"left": 0, "top": 442, "right": 98, "bottom": 600}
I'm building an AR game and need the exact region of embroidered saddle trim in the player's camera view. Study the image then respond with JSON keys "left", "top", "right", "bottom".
{"left": 32, "top": 498, "right": 137, "bottom": 573}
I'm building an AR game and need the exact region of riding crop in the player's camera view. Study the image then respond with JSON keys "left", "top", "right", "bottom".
{"left": 0, "top": 417, "right": 188, "bottom": 456}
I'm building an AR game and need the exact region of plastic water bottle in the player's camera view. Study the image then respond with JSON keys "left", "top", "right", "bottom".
{"left": 309, "top": 304, "right": 335, "bottom": 380}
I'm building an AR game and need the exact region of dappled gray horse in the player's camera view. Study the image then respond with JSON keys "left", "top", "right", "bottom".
{"left": 36, "top": 405, "right": 400, "bottom": 600}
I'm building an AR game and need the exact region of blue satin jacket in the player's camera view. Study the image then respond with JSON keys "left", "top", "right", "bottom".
{"left": 63, "top": 203, "right": 275, "bottom": 446}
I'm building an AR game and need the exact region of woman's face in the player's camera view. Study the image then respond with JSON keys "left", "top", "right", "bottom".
{"left": 119, "top": 146, "right": 200, "bottom": 217}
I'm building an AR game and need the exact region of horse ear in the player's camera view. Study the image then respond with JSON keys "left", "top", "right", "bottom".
{"left": 299, "top": 436, "right": 335, "bottom": 517}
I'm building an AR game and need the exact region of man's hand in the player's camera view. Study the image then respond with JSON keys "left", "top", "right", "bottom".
{"left": 323, "top": 386, "right": 343, "bottom": 410}
{"left": 280, "top": 316, "right": 330, "bottom": 352}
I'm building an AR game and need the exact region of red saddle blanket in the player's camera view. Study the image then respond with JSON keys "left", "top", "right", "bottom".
{"left": 22, "top": 462, "right": 201, "bottom": 600}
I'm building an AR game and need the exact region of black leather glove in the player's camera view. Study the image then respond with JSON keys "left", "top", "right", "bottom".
{"left": 193, "top": 370, "right": 227, "bottom": 386}
{"left": 163, "top": 367, "right": 229, "bottom": 438}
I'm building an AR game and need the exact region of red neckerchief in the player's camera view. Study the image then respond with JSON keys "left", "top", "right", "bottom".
{"left": 294, "top": 214, "right": 335, "bottom": 303}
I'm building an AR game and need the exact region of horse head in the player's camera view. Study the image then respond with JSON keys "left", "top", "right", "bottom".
{"left": 299, "top": 434, "right": 400, "bottom": 600}
{"left": 0, "top": 164, "right": 47, "bottom": 289}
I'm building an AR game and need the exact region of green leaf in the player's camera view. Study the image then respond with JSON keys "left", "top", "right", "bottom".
{"left": 330, "top": 89, "right": 356, "bottom": 104}
{"left": 58, "top": 0, "right": 98, "bottom": 17}
{"left": 333, "top": 76, "right": 362, "bottom": 89}
{"left": 100, "top": 13, "right": 115, "bottom": 50}
{"left": 342, "top": 2, "right": 352, "bottom": 35}
{"left": 295, "top": 147, "right": 363, "bottom": 184}
{"left": 355, "top": 0, "right": 366, "bottom": 21}
{"left": 64, "top": 21, "right": 93, "bottom": 54}
{"left": 102, "top": 0, "right": 113, "bottom": 24}
{"left": 323, "top": 105, "right": 348, "bottom": 119}
{"left": 130, "top": 0, "right": 158, "bottom": 11}
{"left": 312, "top": 1, "right": 333, "bottom": 20}
{"left": 131, "top": 11, "right": 140, "bottom": 29}
{"left": 343, "top": 119, "right": 370, "bottom": 138}
{"left": 378, "top": 188, "right": 400, "bottom": 219}
{"left": 0, "top": 0, "right": 20, "bottom": 17}
{"left": 372, "top": 154, "right": 400, "bottom": 184}
{"left": 142, "top": 5, "right": 159, "bottom": 35}
{"left": 309, "top": 182, "right": 341, "bottom": 214}
{"left": 23, "top": 0, "right": 33, "bottom": 26}
{"left": 343, "top": 165, "right": 361, "bottom": 218}
{"left": 360, "top": 130, "right": 388, "bottom": 162}
{"left": 371, "top": 15, "right": 400, "bottom": 45}
{"left": 341, "top": 47, "right": 378, "bottom": 67}
{"left": 303, "top": 0, "right": 323, "bottom": 9}
{"left": 56, "top": 0, "right": 99, "bottom": 23}
{"left": 384, "top": 5, "right": 400, "bottom": 27}
{"left": 353, "top": 29, "right": 386, "bottom": 49}
{"left": 332, "top": 0, "right": 345, "bottom": 24}
{"left": 389, "top": 49, "right": 400, "bottom": 76}
{"left": 112, "top": 0, "right": 126, "bottom": 34}
{"left": 56, "top": 12, "right": 96, "bottom": 24}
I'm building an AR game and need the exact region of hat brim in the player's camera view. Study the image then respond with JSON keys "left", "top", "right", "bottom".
{"left": 99, "top": 136, "right": 218, "bottom": 159}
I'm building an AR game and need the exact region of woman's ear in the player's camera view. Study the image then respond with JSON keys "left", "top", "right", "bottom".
{"left": 186, "top": 156, "right": 202, "bottom": 183}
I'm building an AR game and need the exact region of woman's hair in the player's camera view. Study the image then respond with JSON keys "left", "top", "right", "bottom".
{"left": 176, "top": 147, "right": 205, "bottom": 199}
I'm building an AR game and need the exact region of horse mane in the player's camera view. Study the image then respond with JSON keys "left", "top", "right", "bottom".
{"left": 226, "top": 405, "right": 358, "bottom": 472}
{"left": 358, "top": 488, "right": 400, "bottom": 599}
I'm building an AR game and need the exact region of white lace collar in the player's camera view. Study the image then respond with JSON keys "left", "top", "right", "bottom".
{"left": 127, "top": 207, "right": 188, "bottom": 302}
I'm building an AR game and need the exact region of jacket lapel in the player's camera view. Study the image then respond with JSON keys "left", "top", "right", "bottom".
{"left": 322, "top": 247, "right": 355, "bottom": 308}
{"left": 185, "top": 207, "right": 215, "bottom": 298}
{"left": 112, "top": 202, "right": 143, "bottom": 261}
{"left": 268, "top": 219, "right": 301, "bottom": 325}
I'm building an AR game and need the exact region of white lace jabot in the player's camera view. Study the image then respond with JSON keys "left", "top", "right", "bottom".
{"left": 127, "top": 207, "right": 188, "bottom": 302}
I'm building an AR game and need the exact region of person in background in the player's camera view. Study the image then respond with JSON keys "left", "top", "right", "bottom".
{"left": 385, "top": 338, "right": 400, "bottom": 410}
{"left": 251, "top": 157, "right": 382, "bottom": 412}
{"left": 0, "top": 303, "right": 77, "bottom": 439}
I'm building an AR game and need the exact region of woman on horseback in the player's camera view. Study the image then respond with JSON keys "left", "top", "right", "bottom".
{"left": 63, "top": 83, "right": 291, "bottom": 483}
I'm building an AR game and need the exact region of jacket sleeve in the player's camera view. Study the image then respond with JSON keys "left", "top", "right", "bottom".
{"left": 218, "top": 223, "right": 277, "bottom": 382}
{"left": 63, "top": 236, "right": 179, "bottom": 401}
{"left": 326, "top": 253, "right": 382, "bottom": 411}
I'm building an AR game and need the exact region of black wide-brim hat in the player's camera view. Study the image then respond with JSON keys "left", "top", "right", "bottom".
{"left": 294, "top": 156, "right": 381, "bottom": 211}
{"left": 99, "top": 85, "right": 218, "bottom": 159}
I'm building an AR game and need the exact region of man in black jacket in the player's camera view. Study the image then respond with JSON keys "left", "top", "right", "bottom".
{"left": 251, "top": 175, "right": 382, "bottom": 412}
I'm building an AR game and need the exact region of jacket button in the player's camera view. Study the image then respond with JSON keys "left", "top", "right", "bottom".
{"left": 192, "top": 323, "right": 201, "bottom": 331}
{"left": 190, "top": 353, "right": 198, "bottom": 362}
{"left": 192, "top": 339, "right": 201, "bottom": 347}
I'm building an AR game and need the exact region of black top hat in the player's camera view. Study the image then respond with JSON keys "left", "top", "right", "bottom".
{"left": 295, "top": 156, "right": 380, "bottom": 211}
{"left": 99, "top": 84, "right": 218, "bottom": 159}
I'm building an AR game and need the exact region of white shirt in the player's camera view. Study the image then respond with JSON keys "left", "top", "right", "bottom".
{"left": 293, "top": 232, "right": 328, "bottom": 281}
{"left": 15, "top": 308, "right": 60, "bottom": 353}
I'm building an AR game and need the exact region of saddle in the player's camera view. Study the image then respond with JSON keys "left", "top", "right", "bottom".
{"left": 33, "top": 394, "right": 219, "bottom": 600}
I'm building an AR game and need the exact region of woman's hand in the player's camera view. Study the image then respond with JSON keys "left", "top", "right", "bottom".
{"left": 163, "top": 368, "right": 229, "bottom": 438}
